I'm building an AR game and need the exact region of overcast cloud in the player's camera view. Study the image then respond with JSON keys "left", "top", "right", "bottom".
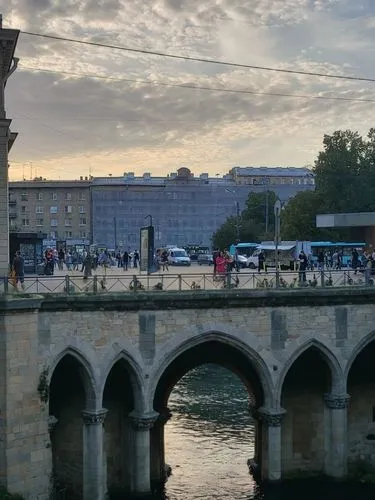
{"left": 2, "top": 0, "right": 375, "bottom": 179}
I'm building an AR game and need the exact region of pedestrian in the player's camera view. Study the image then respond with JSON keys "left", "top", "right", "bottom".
{"left": 123, "top": 251, "right": 129, "bottom": 271}
{"left": 298, "top": 250, "right": 308, "bottom": 283}
{"left": 12, "top": 250, "right": 25, "bottom": 291}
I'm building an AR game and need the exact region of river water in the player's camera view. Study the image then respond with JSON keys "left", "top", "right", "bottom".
{"left": 159, "top": 364, "right": 375, "bottom": 500}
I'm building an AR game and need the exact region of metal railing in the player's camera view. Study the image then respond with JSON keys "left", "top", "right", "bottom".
{"left": 1, "top": 268, "right": 373, "bottom": 295}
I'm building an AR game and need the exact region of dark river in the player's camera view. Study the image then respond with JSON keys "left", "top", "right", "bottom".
{"left": 158, "top": 364, "right": 375, "bottom": 500}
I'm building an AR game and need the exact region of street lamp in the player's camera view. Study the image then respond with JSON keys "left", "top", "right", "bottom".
{"left": 274, "top": 200, "right": 281, "bottom": 286}
{"left": 225, "top": 188, "right": 240, "bottom": 243}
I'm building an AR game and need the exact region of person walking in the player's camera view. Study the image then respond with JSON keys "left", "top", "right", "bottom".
{"left": 12, "top": 251, "right": 25, "bottom": 291}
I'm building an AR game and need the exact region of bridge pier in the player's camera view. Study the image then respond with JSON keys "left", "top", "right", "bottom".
{"left": 324, "top": 394, "right": 350, "bottom": 478}
{"left": 150, "top": 408, "right": 172, "bottom": 487}
{"left": 258, "top": 408, "right": 286, "bottom": 482}
{"left": 129, "top": 412, "right": 159, "bottom": 497}
{"left": 82, "top": 409, "right": 108, "bottom": 500}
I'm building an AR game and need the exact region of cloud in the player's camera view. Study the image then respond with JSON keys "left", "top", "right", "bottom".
{"left": 3, "top": 0, "right": 375, "bottom": 180}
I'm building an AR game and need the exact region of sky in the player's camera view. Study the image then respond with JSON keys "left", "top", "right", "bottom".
{"left": 2, "top": 0, "right": 375, "bottom": 181}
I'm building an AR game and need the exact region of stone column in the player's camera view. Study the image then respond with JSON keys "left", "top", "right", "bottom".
{"left": 82, "top": 408, "right": 108, "bottom": 500}
{"left": 0, "top": 118, "right": 10, "bottom": 277}
{"left": 257, "top": 407, "right": 286, "bottom": 482}
{"left": 150, "top": 408, "right": 172, "bottom": 486}
{"left": 129, "top": 411, "right": 158, "bottom": 497}
{"left": 324, "top": 393, "right": 350, "bottom": 478}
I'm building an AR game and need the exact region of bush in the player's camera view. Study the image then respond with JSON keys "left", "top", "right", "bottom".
{"left": 0, "top": 487, "right": 24, "bottom": 499}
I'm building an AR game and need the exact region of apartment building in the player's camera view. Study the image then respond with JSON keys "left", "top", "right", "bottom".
{"left": 9, "top": 179, "right": 91, "bottom": 248}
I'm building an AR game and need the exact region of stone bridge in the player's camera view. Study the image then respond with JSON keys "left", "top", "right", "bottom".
{"left": 1, "top": 288, "right": 375, "bottom": 499}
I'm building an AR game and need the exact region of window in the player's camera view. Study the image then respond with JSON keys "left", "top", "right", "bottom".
{"left": 51, "top": 193, "right": 57, "bottom": 201}
{"left": 65, "top": 192, "right": 72, "bottom": 201}
{"left": 21, "top": 205, "right": 27, "bottom": 213}
{"left": 10, "top": 219, "right": 17, "bottom": 229}
{"left": 36, "top": 206, "right": 43, "bottom": 214}
{"left": 21, "top": 193, "right": 28, "bottom": 201}
{"left": 37, "top": 192, "right": 43, "bottom": 201}
{"left": 50, "top": 206, "right": 58, "bottom": 214}
{"left": 22, "top": 218, "right": 29, "bottom": 226}
{"left": 79, "top": 205, "right": 86, "bottom": 213}
{"left": 79, "top": 217, "right": 86, "bottom": 226}
{"left": 50, "top": 219, "right": 58, "bottom": 227}
{"left": 50, "top": 231, "right": 58, "bottom": 239}
{"left": 64, "top": 219, "right": 72, "bottom": 226}
{"left": 80, "top": 230, "right": 86, "bottom": 238}
{"left": 36, "top": 218, "right": 44, "bottom": 226}
{"left": 65, "top": 231, "right": 72, "bottom": 238}
{"left": 64, "top": 205, "right": 72, "bottom": 213}
{"left": 79, "top": 192, "right": 86, "bottom": 201}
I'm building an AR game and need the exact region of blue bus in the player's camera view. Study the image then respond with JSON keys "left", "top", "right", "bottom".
{"left": 311, "top": 241, "right": 366, "bottom": 267}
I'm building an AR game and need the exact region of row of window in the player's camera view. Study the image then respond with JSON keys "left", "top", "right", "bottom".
{"left": 19, "top": 192, "right": 86, "bottom": 201}
{"left": 49, "top": 231, "right": 87, "bottom": 239}
{"left": 21, "top": 218, "right": 87, "bottom": 227}
{"left": 20, "top": 206, "right": 86, "bottom": 214}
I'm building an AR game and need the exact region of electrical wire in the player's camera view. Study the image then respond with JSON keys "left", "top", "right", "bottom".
{"left": 19, "top": 65, "right": 375, "bottom": 104}
{"left": 20, "top": 30, "right": 375, "bottom": 83}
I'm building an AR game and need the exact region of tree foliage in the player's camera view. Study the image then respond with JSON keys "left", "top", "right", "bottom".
{"left": 212, "top": 191, "right": 277, "bottom": 249}
{"left": 213, "top": 128, "right": 375, "bottom": 248}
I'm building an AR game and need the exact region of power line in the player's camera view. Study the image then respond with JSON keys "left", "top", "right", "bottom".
{"left": 19, "top": 65, "right": 375, "bottom": 104}
{"left": 20, "top": 30, "right": 375, "bottom": 84}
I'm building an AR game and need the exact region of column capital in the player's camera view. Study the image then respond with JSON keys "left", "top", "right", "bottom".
{"left": 324, "top": 393, "right": 350, "bottom": 409}
{"left": 82, "top": 408, "right": 108, "bottom": 425}
{"left": 129, "top": 411, "right": 159, "bottom": 430}
{"left": 256, "top": 407, "right": 286, "bottom": 427}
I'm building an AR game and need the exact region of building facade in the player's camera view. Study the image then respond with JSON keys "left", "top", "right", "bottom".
{"left": 91, "top": 166, "right": 314, "bottom": 249}
{"left": 9, "top": 179, "right": 91, "bottom": 248}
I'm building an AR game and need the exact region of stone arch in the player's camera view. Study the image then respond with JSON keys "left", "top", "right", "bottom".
{"left": 345, "top": 330, "right": 375, "bottom": 468}
{"left": 150, "top": 328, "right": 274, "bottom": 410}
{"left": 275, "top": 338, "right": 344, "bottom": 403}
{"left": 101, "top": 349, "right": 145, "bottom": 495}
{"left": 49, "top": 348, "right": 97, "bottom": 498}
{"left": 50, "top": 346, "right": 98, "bottom": 409}
{"left": 344, "top": 330, "right": 375, "bottom": 380}
{"left": 100, "top": 349, "right": 144, "bottom": 412}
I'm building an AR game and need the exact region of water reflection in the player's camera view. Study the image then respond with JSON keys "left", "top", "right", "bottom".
{"left": 164, "top": 364, "right": 256, "bottom": 500}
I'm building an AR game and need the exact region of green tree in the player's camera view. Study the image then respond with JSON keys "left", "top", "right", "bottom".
{"left": 212, "top": 190, "right": 278, "bottom": 249}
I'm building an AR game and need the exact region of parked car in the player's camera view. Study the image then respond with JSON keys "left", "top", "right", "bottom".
{"left": 237, "top": 254, "right": 248, "bottom": 269}
{"left": 247, "top": 254, "right": 259, "bottom": 270}
{"left": 197, "top": 254, "right": 214, "bottom": 266}
{"left": 167, "top": 248, "right": 191, "bottom": 266}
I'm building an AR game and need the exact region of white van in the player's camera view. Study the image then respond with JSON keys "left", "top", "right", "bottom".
{"left": 167, "top": 248, "right": 191, "bottom": 266}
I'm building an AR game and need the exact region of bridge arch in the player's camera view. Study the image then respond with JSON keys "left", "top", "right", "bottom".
{"left": 150, "top": 329, "right": 273, "bottom": 410}
{"left": 48, "top": 348, "right": 98, "bottom": 498}
{"left": 345, "top": 330, "right": 375, "bottom": 468}
{"left": 275, "top": 338, "right": 344, "bottom": 403}
{"left": 100, "top": 350, "right": 145, "bottom": 494}
{"left": 344, "top": 330, "right": 375, "bottom": 380}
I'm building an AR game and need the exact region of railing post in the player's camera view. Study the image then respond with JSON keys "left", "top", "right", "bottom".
{"left": 203, "top": 273, "right": 206, "bottom": 290}
{"left": 65, "top": 275, "right": 70, "bottom": 294}
{"left": 93, "top": 275, "right": 98, "bottom": 294}
{"left": 276, "top": 269, "right": 280, "bottom": 288}
{"left": 178, "top": 274, "right": 182, "bottom": 291}
{"left": 320, "top": 270, "right": 325, "bottom": 287}
{"left": 3, "top": 276, "right": 8, "bottom": 295}
{"left": 133, "top": 275, "right": 137, "bottom": 293}
{"left": 226, "top": 271, "right": 231, "bottom": 289}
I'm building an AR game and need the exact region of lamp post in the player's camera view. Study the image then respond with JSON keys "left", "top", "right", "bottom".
{"left": 274, "top": 200, "right": 281, "bottom": 287}
{"left": 225, "top": 188, "right": 240, "bottom": 243}
{"left": 113, "top": 216, "right": 117, "bottom": 249}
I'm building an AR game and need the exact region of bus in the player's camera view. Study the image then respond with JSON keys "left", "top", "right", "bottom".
{"left": 311, "top": 241, "right": 366, "bottom": 267}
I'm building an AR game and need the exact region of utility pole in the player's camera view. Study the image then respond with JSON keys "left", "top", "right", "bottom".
{"left": 113, "top": 216, "right": 117, "bottom": 249}
{"left": 235, "top": 201, "right": 240, "bottom": 243}
{"left": 274, "top": 200, "right": 281, "bottom": 287}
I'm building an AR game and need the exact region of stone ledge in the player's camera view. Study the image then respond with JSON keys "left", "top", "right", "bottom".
{"left": 0, "top": 287, "right": 374, "bottom": 313}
